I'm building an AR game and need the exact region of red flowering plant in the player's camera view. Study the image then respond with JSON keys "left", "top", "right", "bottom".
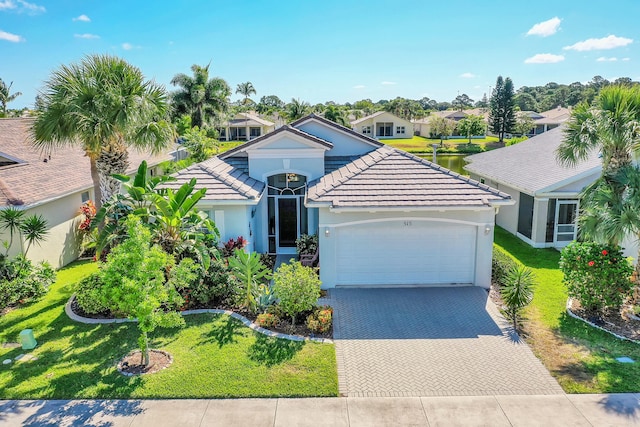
{"left": 559, "top": 241, "right": 634, "bottom": 313}
{"left": 221, "top": 236, "right": 247, "bottom": 258}
{"left": 78, "top": 200, "right": 96, "bottom": 233}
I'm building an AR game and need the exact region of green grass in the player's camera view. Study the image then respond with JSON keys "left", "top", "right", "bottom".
{"left": 0, "top": 260, "right": 337, "bottom": 399}
{"left": 382, "top": 135, "right": 502, "bottom": 154}
{"left": 494, "top": 227, "right": 640, "bottom": 393}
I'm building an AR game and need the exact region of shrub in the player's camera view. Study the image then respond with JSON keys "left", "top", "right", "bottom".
{"left": 0, "top": 256, "right": 55, "bottom": 309}
{"left": 559, "top": 242, "right": 634, "bottom": 313}
{"left": 75, "top": 272, "right": 114, "bottom": 315}
{"left": 228, "top": 250, "right": 272, "bottom": 313}
{"left": 222, "top": 236, "right": 247, "bottom": 258}
{"left": 256, "top": 283, "right": 276, "bottom": 313}
{"left": 255, "top": 313, "right": 279, "bottom": 328}
{"left": 273, "top": 261, "right": 321, "bottom": 325}
{"left": 295, "top": 234, "right": 318, "bottom": 256}
{"left": 492, "top": 246, "right": 519, "bottom": 287}
{"left": 500, "top": 265, "right": 535, "bottom": 330}
{"left": 306, "top": 306, "right": 333, "bottom": 334}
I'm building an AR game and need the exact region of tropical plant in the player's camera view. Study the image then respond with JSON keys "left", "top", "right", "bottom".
{"left": 222, "top": 236, "right": 247, "bottom": 258}
{"left": 98, "top": 217, "right": 185, "bottom": 366}
{"left": 295, "top": 234, "right": 318, "bottom": 256}
{"left": 182, "top": 126, "right": 217, "bottom": 162}
{"left": 228, "top": 250, "right": 272, "bottom": 313}
{"left": 255, "top": 312, "right": 278, "bottom": 328}
{"left": 559, "top": 242, "right": 634, "bottom": 313}
{"left": 500, "top": 265, "right": 535, "bottom": 330}
{"left": 32, "top": 54, "right": 174, "bottom": 209}
{"left": 0, "top": 207, "right": 25, "bottom": 256}
{"left": 284, "top": 98, "right": 310, "bottom": 122}
{"left": 306, "top": 306, "right": 333, "bottom": 334}
{"left": 235, "top": 81, "right": 256, "bottom": 105}
{"left": 170, "top": 63, "right": 231, "bottom": 128}
{"left": 0, "top": 255, "right": 55, "bottom": 310}
{"left": 457, "top": 114, "right": 486, "bottom": 144}
{"left": 0, "top": 207, "right": 49, "bottom": 257}
{"left": 489, "top": 75, "right": 516, "bottom": 142}
{"left": 256, "top": 283, "right": 277, "bottom": 313}
{"left": 323, "top": 105, "right": 349, "bottom": 126}
{"left": 272, "top": 261, "right": 321, "bottom": 325}
{"left": 0, "top": 78, "right": 22, "bottom": 117}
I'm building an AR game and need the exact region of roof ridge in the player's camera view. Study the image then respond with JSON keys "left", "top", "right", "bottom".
{"left": 0, "top": 178, "right": 24, "bottom": 206}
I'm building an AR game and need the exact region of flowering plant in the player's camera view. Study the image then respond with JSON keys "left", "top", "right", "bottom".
{"left": 78, "top": 200, "right": 96, "bottom": 232}
{"left": 559, "top": 241, "right": 634, "bottom": 312}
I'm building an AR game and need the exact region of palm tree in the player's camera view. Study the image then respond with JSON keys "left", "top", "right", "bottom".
{"left": 0, "top": 79, "right": 22, "bottom": 117}
{"left": 32, "top": 54, "right": 174, "bottom": 209}
{"left": 556, "top": 85, "right": 640, "bottom": 253}
{"left": 170, "top": 63, "right": 231, "bottom": 128}
{"left": 285, "top": 98, "right": 310, "bottom": 122}
{"left": 235, "top": 81, "right": 256, "bottom": 105}
{"left": 323, "top": 105, "right": 349, "bottom": 126}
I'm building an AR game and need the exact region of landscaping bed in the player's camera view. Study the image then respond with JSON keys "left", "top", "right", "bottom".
{"left": 567, "top": 299, "right": 640, "bottom": 342}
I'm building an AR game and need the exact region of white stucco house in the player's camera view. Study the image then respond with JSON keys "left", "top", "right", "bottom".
{"left": 168, "top": 114, "right": 513, "bottom": 289}
{"left": 217, "top": 112, "right": 275, "bottom": 141}
{"left": 350, "top": 111, "right": 413, "bottom": 139}
{"left": 0, "top": 118, "right": 170, "bottom": 269}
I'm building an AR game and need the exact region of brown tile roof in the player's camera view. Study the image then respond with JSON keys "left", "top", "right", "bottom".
{"left": 164, "top": 157, "right": 264, "bottom": 203}
{"left": 307, "top": 146, "right": 511, "bottom": 209}
{"left": 0, "top": 118, "right": 172, "bottom": 208}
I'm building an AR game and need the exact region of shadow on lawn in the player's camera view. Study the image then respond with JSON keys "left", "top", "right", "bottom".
{"left": 248, "top": 334, "right": 304, "bottom": 367}
{"left": 197, "top": 315, "right": 245, "bottom": 348}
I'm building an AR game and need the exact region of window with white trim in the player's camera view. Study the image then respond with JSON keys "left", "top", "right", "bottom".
{"left": 362, "top": 126, "right": 371, "bottom": 135}
{"left": 396, "top": 126, "right": 405, "bottom": 134}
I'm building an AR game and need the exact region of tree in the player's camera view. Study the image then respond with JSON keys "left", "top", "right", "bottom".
{"left": 452, "top": 94, "right": 474, "bottom": 111}
{"left": 182, "top": 126, "right": 216, "bottom": 161}
{"left": 170, "top": 63, "right": 231, "bottom": 128}
{"left": 500, "top": 265, "right": 535, "bottom": 330}
{"left": 284, "top": 98, "right": 310, "bottom": 122}
{"left": 32, "top": 54, "right": 174, "bottom": 209}
{"left": 235, "top": 81, "right": 256, "bottom": 105}
{"left": 475, "top": 93, "right": 489, "bottom": 109}
{"left": 256, "top": 95, "right": 284, "bottom": 115}
{"left": 489, "top": 76, "right": 516, "bottom": 142}
{"left": 514, "top": 92, "right": 537, "bottom": 112}
{"left": 514, "top": 114, "right": 535, "bottom": 136}
{"left": 0, "top": 79, "right": 21, "bottom": 117}
{"left": 457, "top": 114, "right": 486, "bottom": 143}
{"left": 323, "top": 104, "right": 349, "bottom": 126}
{"left": 428, "top": 115, "right": 456, "bottom": 145}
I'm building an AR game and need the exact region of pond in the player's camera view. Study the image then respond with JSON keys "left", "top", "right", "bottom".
{"left": 419, "top": 154, "right": 469, "bottom": 176}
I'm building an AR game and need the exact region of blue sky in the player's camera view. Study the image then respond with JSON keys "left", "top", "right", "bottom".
{"left": 2, "top": 0, "right": 639, "bottom": 109}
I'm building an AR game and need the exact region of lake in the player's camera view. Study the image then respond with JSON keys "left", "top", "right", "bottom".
{"left": 420, "top": 154, "right": 468, "bottom": 175}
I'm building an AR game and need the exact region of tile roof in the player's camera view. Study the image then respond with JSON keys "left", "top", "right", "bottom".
{"left": 225, "top": 112, "right": 274, "bottom": 127}
{"left": 290, "top": 113, "right": 383, "bottom": 148}
{"left": 324, "top": 156, "right": 362, "bottom": 174}
{"left": 307, "top": 146, "right": 511, "bottom": 209}
{"left": 535, "top": 107, "right": 571, "bottom": 124}
{"left": 0, "top": 118, "right": 171, "bottom": 208}
{"left": 464, "top": 126, "right": 601, "bottom": 194}
{"left": 350, "top": 111, "right": 386, "bottom": 125}
{"left": 164, "top": 156, "right": 264, "bottom": 203}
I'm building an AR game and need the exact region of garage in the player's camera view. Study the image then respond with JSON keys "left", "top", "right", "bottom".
{"left": 334, "top": 220, "right": 477, "bottom": 286}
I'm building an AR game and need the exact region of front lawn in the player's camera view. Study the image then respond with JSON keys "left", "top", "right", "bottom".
{"left": 0, "top": 260, "right": 338, "bottom": 399}
{"left": 382, "top": 135, "right": 502, "bottom": 154}
{"left": 494, "top": 227, "right": 640, "bottom": 393}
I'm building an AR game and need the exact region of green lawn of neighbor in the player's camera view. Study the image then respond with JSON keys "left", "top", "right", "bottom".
{"left": 0, "top": 260, "right": 338, "bottom": 399}
{"left": 494, "top": 227, "right": 640, "bottom": 393}
{"left": 382, "top": 135, "right": 502, "bottom": 154}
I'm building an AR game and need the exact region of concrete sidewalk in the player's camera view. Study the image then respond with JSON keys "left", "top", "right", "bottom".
{"left": 1, "top": 394, "right": 639, "bottom": 426}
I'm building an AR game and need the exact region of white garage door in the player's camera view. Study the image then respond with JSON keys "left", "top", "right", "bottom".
{"left": 335, "top": 220, "right": 476, "bottom": 286}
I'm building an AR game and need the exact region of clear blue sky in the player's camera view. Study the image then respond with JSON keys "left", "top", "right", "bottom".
{"left": 2, "top": 0, "right": 639, "bottom": 109}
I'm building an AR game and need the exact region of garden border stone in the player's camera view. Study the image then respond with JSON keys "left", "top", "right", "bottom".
{"left": 65, "top": 295, "right": 333, "bottom": 344}
{"left": 566, "top": 298, "right": 640, "bottom": 345}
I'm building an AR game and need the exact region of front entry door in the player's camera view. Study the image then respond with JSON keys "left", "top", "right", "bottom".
{"left": 278, "top": 198, "right": 298, "bottom": 251}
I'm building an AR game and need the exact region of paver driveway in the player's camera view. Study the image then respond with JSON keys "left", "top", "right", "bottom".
{"left": 329, "top": 287, "right": 563, "bottom": 397}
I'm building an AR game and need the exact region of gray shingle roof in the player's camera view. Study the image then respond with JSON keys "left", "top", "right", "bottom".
{"left": 307, "top": 146, "right": 511, "bottom": 209}
{"left": 165, "top": 157, "right": 264, "bottom": 203}
{"left": 464, "top": 126, "right": 601, "bottom": 194}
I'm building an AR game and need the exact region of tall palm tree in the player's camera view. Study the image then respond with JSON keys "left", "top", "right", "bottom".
{"left": 170, "top": 63, "right": 231, "bottom": 128}
{"left": 323, "top": 104, "right": 349, "bottom": 126}
{"left": 0, "top": 78, "right": 22, "bottom": 116}
{"left": 285, "top": 98, "right": 310, "bottom": 122}
{"left": 556, "top": 85, "right": 640, "bottom": 250}
{"left": 235, "top": 81, "right": 256, "bottom": 105}
{"left": 32, "top": 54, "right": 174, "bottom": 209}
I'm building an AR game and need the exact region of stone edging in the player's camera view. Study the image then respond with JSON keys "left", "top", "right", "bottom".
{"left": 65, "top": 295, "right": 333, "bottom": 344}
{"left": 117, "top": 349, "right": 173, "bottom": 377}
{"left": 565, "top": 298, "right": 640, "bottom": 345}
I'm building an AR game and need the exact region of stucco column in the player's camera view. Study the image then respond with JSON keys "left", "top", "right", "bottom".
{"left": 475, "top": 224, "right": 494, "bottom": 289}
{"left": 532, "top": 198, "right": 549, "bottom": 245}
{"left": 226, "top": 127, "right": 230, "bottom": 141}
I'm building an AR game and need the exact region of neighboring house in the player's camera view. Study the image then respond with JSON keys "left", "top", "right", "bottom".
{"left": 168, "top": 114, "right": 513, "bottom": 289}
{"left": 464, "top": 127, "right": 603, "bottom": 251}
{"left": 0, "top": 118, "right": 171, "bottom": 269}
{"left": 532, "top": 106, "right": 571, "bottom": 136}
{"left": 217, "top": 112, "right": 275, "bottom": 141}
{"left": 350, "top": 111, "right": 413, "bottom": 139}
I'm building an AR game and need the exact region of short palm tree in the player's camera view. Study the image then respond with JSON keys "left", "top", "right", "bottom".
{"left": 0, "top": 78, "right": 22, "bottom": 116}
{"left": 236, "top": 81, "right": 256, "bottom": 105}
{"left": 32, "top": 54, "right": 174, "bottom": 208}
{"left": 171, "top": 63, "right": 231, "bottom": 128}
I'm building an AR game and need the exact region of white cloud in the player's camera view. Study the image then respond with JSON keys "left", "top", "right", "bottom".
{"left": 596, "top": 56, "right": 617, "bottom": 62}
{"left": 526, "top": 17, "right": 561, "bottom": 37}
{"left": 381, "top": 81, "right": 396, "bottom": 85}
{"left": 460, "top": 72, "right": 475, "bottom": 78}
{"left": 0, "top": 1, "right": 15, "bottom": 10}
{"left": 524, "top": 53, "right": 565, "bottom": 64}
{"left": 564, "top": 35, "right": 632, "bottom": 51}
{"left": 0, "top": 29, "right": 23, "bottom": 42}
{"left": 0, "top": 0, "right": 44, "bottom": 13}
{"left": 73, "top": 14, "right": 90, "bottom": 22}
{"left": 74, "top": 33, "right": 99, "bottom": 39}
{"left": 623, "top": 57, "right": 631, "bottom": 61}
{"left": 122, "top": 42, "right": 134, "bottom": 50}
{"left": 353, "top": 85, "right": 365, "bottom": 89}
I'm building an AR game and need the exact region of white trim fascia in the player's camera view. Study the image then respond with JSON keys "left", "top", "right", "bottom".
{"left": 0, "top": 151, "right": 27, "bottom": 164}
{"left": 320, "top": 216, "right": 492, "bottom": 229}
{"left": 248, "top": 148, "right": 326, "bottom": 159}
{"left": 535, "top": 166, "right": 601, "bottom": 195}
{"left": 326, "top": 205, "right": 499, "bottom": 213}
{"left": 294, "top": 117, "right": 382, "bottom": 149}
{"left": 536, "top": 192, "right": 581, "bottom": 199}
{"left": 198, "top": 197, "right": 261, "bottom": 207}
{"left": 245, "top": 132, "right": 331, "bottom": 152}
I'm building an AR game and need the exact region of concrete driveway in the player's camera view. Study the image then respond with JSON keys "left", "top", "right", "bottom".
{"left": 328, "top": 287, "right": 563, "bottom": 397}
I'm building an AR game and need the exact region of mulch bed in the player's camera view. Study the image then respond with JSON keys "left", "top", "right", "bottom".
{"left": 117, "top": 349, "right": 173, "bottom": 376}
{"left": 568, "top": 299, "right": 640, "bottom": 341}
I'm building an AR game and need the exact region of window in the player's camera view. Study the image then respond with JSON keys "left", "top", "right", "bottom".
{"left": 81, "top": 191, "right": 90, "bottom": 203}
{"left": 362, "top": 126, "right": 371, "bottom": 135}
{"left": 396, "top": 126, "right": 405, "bottom": 134}
{"left": 376, "top": 122, "right": 393, "bottom": 137}
{"left": 250, "top": 127, "right": 261, "bottom": 138}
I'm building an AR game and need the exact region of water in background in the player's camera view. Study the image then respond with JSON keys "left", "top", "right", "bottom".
{"left": 420, "top": 154, "right": 468, "bottom": 176}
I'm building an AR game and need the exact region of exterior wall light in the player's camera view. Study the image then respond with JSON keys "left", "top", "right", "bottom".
{"left": 325, "top": 227, "right": 330, "bottom": 237}
{"left": 484, "top": 226, "right": 491, "bottom": 235}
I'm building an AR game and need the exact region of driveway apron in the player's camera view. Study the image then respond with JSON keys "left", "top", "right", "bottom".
{"left": 329, "top": 287, "right": 563, "bottom": 397}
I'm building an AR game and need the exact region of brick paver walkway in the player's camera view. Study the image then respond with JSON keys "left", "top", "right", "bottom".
{"left": 329, "top": 287, "right": 563, "bottom": 397}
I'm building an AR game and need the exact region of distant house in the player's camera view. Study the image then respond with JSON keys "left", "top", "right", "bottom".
{"left": 0, "top": 118, "right": 171, "bottom": 269}
{"left": 217, "top": 112, "right": 275, "bottom": 141}
{"left": 350, "top": 111, "right": 413, "bottom": 139}
{"left": 413, "top": 109, "right": 489, "bottom": 138}
{"left": 532, "top": 107, "right": 571, "bottom": 136}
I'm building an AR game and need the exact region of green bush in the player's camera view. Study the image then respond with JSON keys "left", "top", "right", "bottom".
{"left": 0, "top": 256, "right": 55, "bottom": 309}
{"left": 295, "top": 234, "right": 318, "bottom": 256}
{"left": 501, "top": 265, "right": 535, "bottom": 330}
{"left": 74, "top": 272, "right": 115, "bottom": 315}
{"left": 255, "top": 313, "right": 278, "bottom": 328}
{"left": 559, "top": 241, "right": 634, "bottom": 313}
{"left": 492, "top": 246, "right": 519, "bottom": 287}
{"left": 273, "top": 261, "right": 321, "bottom": 325}
{"left": 306, "top": 306, "right": 333, "bottom": 334}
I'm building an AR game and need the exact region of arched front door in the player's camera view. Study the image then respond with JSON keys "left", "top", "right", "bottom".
{"left": 267, "top": 173, "right": 308, "bottom": 254}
